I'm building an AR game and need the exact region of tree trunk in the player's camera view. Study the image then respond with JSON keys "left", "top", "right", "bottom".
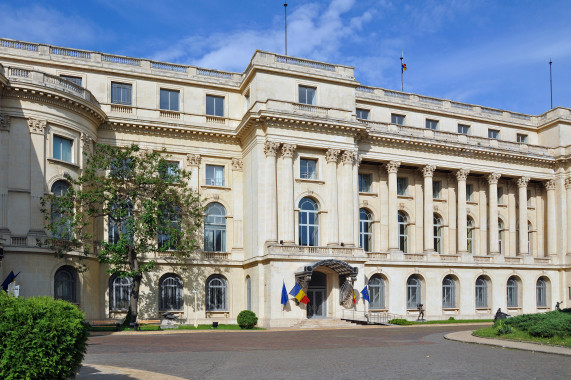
{"left": 128, "top": 245, "right": 140, "bottom": 324}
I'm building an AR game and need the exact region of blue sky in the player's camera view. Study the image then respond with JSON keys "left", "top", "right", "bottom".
{"left": 1, "top": 0, "right": 569, "bottom": 115}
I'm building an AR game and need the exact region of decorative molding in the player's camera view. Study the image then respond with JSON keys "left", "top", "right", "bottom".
{"left": 455, "top": 169, "right": 470, "bottom": 181}
{"left": 281, "top": 144, "right": 296, "bottom": 159}
{"left": 385, "top": 161, "right": 401, "bottom": 174}
{"left": 81, "top": 133, "right": 93, "bottom": 154}
{"left": 264, "top": 141, "right": 280, "bottom": 157}
{"left": 325, "top": 148, "right": 341, "bottom": 163}
{"left": 27, "top": 118, "right": 47, "bottom": 135}
{"left": 516, "top": 176, "right": 530, "bottom": 188}
{"left": 487, "top": 173, "right": 501, "bottom": 184}
{"left": 0, "top": 113, "right": 10, "bottom": 132}
{"left": 186, "top": 153, "right": 201, "bottom": 166}
{"left": 544, "top": 179, "right": 556, "bottom": 191}
{"left": 420, "top": 164, "right": 436, "bottom": 177}
{"left": 340, "top": 150, "right": 357, "bottom": 165}
{"left": 357, "top": 155, "right": 364, "bottom": 167}
{"left": 231, "top": 158, "right": 243, "bottom": 170}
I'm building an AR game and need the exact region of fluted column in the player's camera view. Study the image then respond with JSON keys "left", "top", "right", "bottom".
{"left": 28, "top": 118, "right": 47, "bottom": 232}
{"left": 386, "top": 161, "right": 401, "bottom": 250}
{"left": 264, "top": 141, "right": 280, "bottom": 244}
{"left": 422, "top": 165, "right": 436, "bottom": 252}
{"left": 517, "top": 176, "right": 530, "bottom": 255}
{"left": 0, "top": 113, "right": 10, "bottom": 231}
{"left": 456, "top": 169, "right": 470, "bottom": 254}
{"left": 545, "top": 179, "right": 557, "bottom": 255}
{"left": 186, "top": 154, "right": 201, "bottom": 190}
{"left": 488, "top": 173, "right": 501, "bottom": 255}
{"left": 325, "top": 149, "right": 340, "bottom": 246}
{"left": 340, "top": 150, "right": 356, "bottom": 246}
{"left": 566, "top": 177, "right": 571, "bottom": 255}
{"left": 279, "top": 144, "right": 296, "bottom": 244}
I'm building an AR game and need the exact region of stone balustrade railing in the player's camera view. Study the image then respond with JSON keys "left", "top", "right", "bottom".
{"left": 266, "top": 244, "right": 361, "bottom": 257}
{"left": 365, "top": 251, "right": 555, "bottom": 265}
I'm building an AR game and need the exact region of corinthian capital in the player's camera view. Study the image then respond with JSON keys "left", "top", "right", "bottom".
{"left": 565, "top": 177, "right": 571, "bottom": 190}
{"left": 0, "top": 113, "right": 10, "bottom": 132}
{"left": 420, "top": 164, "right": 436, "bottom": 178}
{"left": 264, "top": 141, "right": 280, "bottom": 157}
{"left": 325, "top": 148, "right": 341, "bottom": 163}
{"left": 487, "top": 173, "right": 501, "bottom": 184}
{"left": 231, "top": 158, "right": 243, "bottom": 170}
{"left": 186, "top": 153, "right": 201, "bottom": 166}
{"left": 544, "top": 179, "right": 556, "bottom": 191}
{"left": 340, "top": 150, "right": 357, "bottom": 165}
{"left": 281, "top": 144, "right": 296, "bottom": 158}
{"left": 455, "top": 169, "right": 470, "bottom": 181}
{"left": 516, "top": 176, "right": 530, "bottom": 188}
{"left": 385, "top": 161, "right": 401, "bottom": 174}
{"left": 27, "top": 118, "right": 47, "bottom": 134}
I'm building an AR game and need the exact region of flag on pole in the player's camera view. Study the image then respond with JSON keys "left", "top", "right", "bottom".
{"left": 352, "top": 289, "right": 357, "bottom": 304}
{"left": 281, "top": 281, "right": 288, "bottom": 306}
{"left": 1, "top": 271, "right": 20, "bottom": 292}
{"left": 289, "top": 283, "right": 310, "bottom": 304}
{"left": 401, "top": 62, "right": 407, "bottom": 73}
{"left": 361, "top": 285, "right": 370, "bottom": 303}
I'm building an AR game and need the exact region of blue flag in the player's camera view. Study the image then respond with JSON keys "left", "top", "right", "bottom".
{"left": 361, "top": 285, "right": 370, "bottom": 303}
{"left": 281, "top": 281, "right": 288, "bottom": 306}
{"left": 2, "top": 271, "right": 20, "bottom": 292}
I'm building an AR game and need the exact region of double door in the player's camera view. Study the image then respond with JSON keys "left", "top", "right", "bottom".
{"left": 306, "top": 288, "right": 326, "bottom": 319}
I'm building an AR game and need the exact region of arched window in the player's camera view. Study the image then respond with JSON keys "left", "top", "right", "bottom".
{"left": 406, "top": 275, "right": 421, "bottom": 309}
{"left": 528, "top": 221, "right": 532, "bottom": 255}
{"left": 359, "top": 209, "right": 373, "bottom": 252}
{"left": 299, "top": 198, "right": 318, "bottom": 246}
{"left": 536, "top": 277, "right": 547, "bottom": 307}
{"left": 475, "top": 276, "right": 488, "bottom": 308}
{"left": 368, "top": 275, "right": 385, "bottom": 309}
{"left": 434, "top": 214, "right": 442, "bottom": 254}
{"left": 109, "top": 275, "right": 132, "bottom": 311}
{"left": 159, "top": 274, "right": 183, "bottom": 311}
{"left": 51, "top": 180, "right": 72, "bottom": 239}
{"left": 506, "top": 276, "right": 518, "bottom": 307}
{"left": 442, "top": 275, "right": 456, "bottom": 308}
{"left": 54, "top": 266, "right": 77, "bottom": 303}
{"left": 109, "top": 200, "right": 133, "bottom": 244}
{"left": 204, "top": 203, "right": 226, "bottom": 252}
{"left": 498, "top": 220, "right": 504, "bottom": 255}
{"left": 398, "top": 211, "right": 408, "bottom": 253}
{"left": 246, "top": 276, "right": 252, "bottom": 311}
{"left": 467, "top": 217, "right": 474, "bottom": 254}
{"left": 206, "top": 275, "right": 228, "bottom": 311}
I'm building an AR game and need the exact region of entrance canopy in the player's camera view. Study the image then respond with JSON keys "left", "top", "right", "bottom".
{"left": 295, "top": 259, "right": 358, "bottom": 288}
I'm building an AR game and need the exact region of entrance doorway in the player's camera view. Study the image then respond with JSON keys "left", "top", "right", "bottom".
{"left": 307, "top": 271, "right": 326, "bottom": 319}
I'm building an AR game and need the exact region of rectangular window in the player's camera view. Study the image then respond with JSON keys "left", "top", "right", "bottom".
{"left": 458, "top": 124, "right": 470, "bottom": 134}
{"left": 356, "top": 108, "right": 370, "bottom": 120}
{"left": 497, "top": 187, "right": 503, "bottom": 204}
{"left": 160, "top": 89, "right": 179, "bottom": 111}
{"left": 160, "top": 161, "right": 180, "bottom": 182}
{"left": 397, "top": 177, "right": 407, "bottom": 196}
{"left": 53, "top": 135, "right": 73, "bottom": 163}
{"left": 206, "top": 95, "right": 224, "bottom": 117}
{"left": 298, "top": 86, "right": 316, "bottom": 105}
{"left": 527, "top": 190, "right": 532, "bottom": 207}
{"left": 517, "top": 134, "right": 528, "bottom": 143}
{"left": 426, "top": 119, "right": 439, "bottom": 130}
{"left": 466, "top": 184, "right": 473, "bottom": 201}
{"left": 488, "top": 129, "right": 500, "bottom": 139}
{"left": 391, "top": 114, "right": 405, "bottom": 125}
{"left": 60, "top": 75, "right": 82, "bottom": 86}
{"left": 359, "top": 173, "right": 372, "bottom": 192}
{"left": 433, "top": 181, "right": 441, "bottom": 199}
{"left": 205, "top": 165, "right": 225, "bottom": 186}
{"left": 111, "top": 82, "right": 132, "bottom": 105}
{"left": 300, "top": 158, "right": 317, "bottom": 179}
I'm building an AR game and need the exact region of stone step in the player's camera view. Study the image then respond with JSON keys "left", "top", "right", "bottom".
{"left": 294, "top": 318, "right": 359, "bottom": 329}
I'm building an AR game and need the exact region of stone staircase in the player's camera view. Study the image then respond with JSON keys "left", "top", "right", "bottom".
{"left": 293, "top": 318, "right": 361, "bottom": 329}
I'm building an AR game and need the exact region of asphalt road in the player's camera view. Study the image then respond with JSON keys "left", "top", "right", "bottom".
{"left": 84, "top": 324, "right": 571, "bottom": 379}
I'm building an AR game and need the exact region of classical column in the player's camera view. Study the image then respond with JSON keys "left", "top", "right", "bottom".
{"left": 422, "top": 165, "right": 436, "bottom": 253}
{"left": 0, "top": 113, "right": 10, "bottom": 231}
{"left": 517, "top": 176, "right": 530, "bottom": 255}
{"left": 264, "top": 141, "right": 280, "bottom": 244}
{"left": 279, "top": 144, "right": 296, "bottom": 244}
{"left": 231, "top": 158, "right": 244, "bottom": 248}
{"left": 456, "top": 169, "right": 470, "bottom": 254}
{"left": 566, "top": 177, "right": 571, "bottom": 255}
{"left": 340, "top": 150, "right": 356, "bottom": 246}
{"left": 325, "top": 148, "right": 340, "bottom": 246}
{"left": 386, "top": 161, "right": 401, "bottom": 250}
{"left": 28, "top": 118, "right": 47, "bottom": 232}
{"left": 545, "top": 179, "right": 557, "bottom": 255}
{"left": 488, "top": 173, "right": 501, "bottom": 255}
{"left": 186, "top": 154, "right": 201, "bottom": 190}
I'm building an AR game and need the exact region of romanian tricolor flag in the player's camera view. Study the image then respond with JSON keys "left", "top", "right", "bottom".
{"left": 289, "top": 283, "right": 310, "bottom": 304}
{"left": 352, "top": 289, "right": 357, "bottom": 304}
{"left": 401, "top": 62, "right": 407, "bottom": 73}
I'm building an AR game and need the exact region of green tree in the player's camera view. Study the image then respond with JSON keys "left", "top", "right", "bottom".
{"left": 41, "top": 144, "right": 203, "bottom": 323}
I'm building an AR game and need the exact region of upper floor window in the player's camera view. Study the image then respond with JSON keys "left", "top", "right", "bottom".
{"left": 466, "top": 184, "right": 473, "bottom": 201}
{"left": 359, "top": 173, "right": 372, "bottom": 192}
{"left": 204, "top": 202, "right": 226, "bottom": 252}
{"left": 426, "top": 119, "right": 439, "bottom": 130}
{"left": 458, "top": 124, "right": 470, "bottom": 135}
{"left": 488, "top": 129, "right": 500, "bottom": 139}
{"left": 108, "top": 200, "right": 133, "bottom": 244}
{"left": 299, "top": 198, "right": 318, "bottom": 246}
{"left": 433, "top": 181, "right": 441, "bottom": 199}
{"left": 53, "top": 135, "right": 73, "bottom": 163}
{"left": 434, "top": 214, "right": 442, "bottom": 254}
{"left": 359, "top": 209, "right": 373, "bottom": 252}
{"left": 160, "top": 89, "right": 179, "bottom": 111}
{"left": 391, "top": 114, "right": 405, "bottom": 126}
{"left": 157, "top": 205, "right": 181, "bottom": 251}
{"left": 206, "top": 95, "right": 224, "bottom": 117}
{"left": 356, "top": 108, "right": 370, "bottom": 120}
{"left": 60, "top": 75, "right": 82, "bottom": 86}
{"left": 160, "top": 161, "right": 180, "bottom": 182}
{"left": 397, "top": 177, "right": 407, "bottom": 196}
{"left": 497, "top": 187, "right": 504, "bottom": 204}
{"left": 300, "top": 158, "right": 317, "bottom": 180}
{"left": 298, "top": 86, "right": 316, "bottom": 105}
{"left": 517, "top": 134, "right": 528, "bottom": 143}
{"left": 467, "top": 217, "right": 474, "bottom": 254}
{"left": 111, "top": 82, "right": 132, "bottom": 105}
{"left": 398, "top": 211, "right": 408, "bottom": 253}
{"left": 206, "top": 165, "right": 225, "bottom": 186}
{"left": 51, "top": 180, "right": 72, "bottom": 239}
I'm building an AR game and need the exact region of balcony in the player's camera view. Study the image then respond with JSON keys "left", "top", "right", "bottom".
{"left": 266, "top": 244, "right": 364, "bottom": 257}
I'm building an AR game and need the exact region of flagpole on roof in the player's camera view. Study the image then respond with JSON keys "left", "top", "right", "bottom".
{"left": 400, "top": 51, "right": 404, "bottom": 92}
{"left": 284, "top": 1, "right": 288, "bottom": 56}
{"left": 549, "top": 58, "right": 553, "bottom": 109}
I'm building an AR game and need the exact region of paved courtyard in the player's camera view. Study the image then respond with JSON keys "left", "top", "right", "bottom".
{"left": 82, "top": 324, "right": 570, "bottom": 379}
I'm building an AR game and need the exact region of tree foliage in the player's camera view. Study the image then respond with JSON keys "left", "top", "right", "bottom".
{"left": 41, "top": 144, "right": 204, "bottom": 321}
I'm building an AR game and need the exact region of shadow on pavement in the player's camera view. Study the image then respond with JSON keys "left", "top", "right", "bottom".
{"left": 76, "top": 365, "right": 136, "bottom": 379}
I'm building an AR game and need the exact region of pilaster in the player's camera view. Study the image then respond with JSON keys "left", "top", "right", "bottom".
{"left": 544, "top": 179, "right": 557, "bottom": 256}
{"left": 386, "top": 161, "right": 400, "bottom": 250}
{"left": 516, "top": 176, "right": 530, "bottom": 255}
{"left": 456, "top": 169, "right": 469, "bottom": 254}
{"left": 278, "top": 144, "right": 296, "bottom": 244}
{"left": 264, "top": 141, "right": 280, "bottom": 244}
{"left": 0, "top": 113, "right": 10, "bottom": 231}
{"left": 27, "top": 118, "right": 47, "bottom": 232}
{"left": 487, "top": 173, "right": 501, "bottom": 255}
{"left": 421, "top": 165, "right": 436, "bottom": 253}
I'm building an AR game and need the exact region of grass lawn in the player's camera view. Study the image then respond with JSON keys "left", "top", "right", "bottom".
{"left": 390, "top": 318, "right": 493, "bottom": 326}
{"left": 473, "top": 325, "right": 571, "bottom": 348}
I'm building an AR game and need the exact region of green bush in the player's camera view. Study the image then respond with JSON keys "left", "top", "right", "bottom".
{"left": 0, "top": 292, "right": 90, "bottom": 380}
{"left": 389, "top": 318, "right": 413, "bottom": 325}
{"left": 448, "top": 317, "right": 455, "bottom": 321}
{"left": 237, "top": 310, "right": 258, "bottom": 329}
{"left": 503, "top": 311, "right": 571, "bottom": 338}
{"left": 495, "top": 320, "right": 513, "bottom": 335}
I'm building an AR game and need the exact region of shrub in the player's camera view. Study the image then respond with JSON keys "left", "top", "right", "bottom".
{"left": 237, "top": 310, "right": 258, "bottom": 329}
{"left": 495, "top": 320, "right": 513, "bottom": 335}
{"left": 448, "top": 317, "right": 455, "bottom": 321}
{"left": 0, "top": 292, "right": 90, "bottom": 380}
{"left": 503, "top": 311, "right": 571, "bottom": 338}
{"left": 389, "top": 318, "right": 413, "bottom": 325}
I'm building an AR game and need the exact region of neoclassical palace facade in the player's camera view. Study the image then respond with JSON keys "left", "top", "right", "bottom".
{"left": 0, "top": 38, "right": 570, "bottom": 327}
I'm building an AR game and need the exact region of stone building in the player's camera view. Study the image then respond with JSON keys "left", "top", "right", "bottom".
{"left": 0, "top": 38, "right": 570, "bottom": 327}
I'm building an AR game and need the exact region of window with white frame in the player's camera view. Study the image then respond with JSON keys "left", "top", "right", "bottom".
{"left": 536, "top": 277, "right": 547, "bottom": 307}
{"left": 397, "top": 177, "right": 407, "bottom": 196}
{"left": 406, "top": 275, "right": 421, "bottom": 309}
{"left": 359, "top": 173, "right": 372, "bottom": 192}
{"left": 442, "top": 275, "right": 456, "bottom": 308}
{"left": 206, "top": 275, "right": 228, "bottom": 311}
{"left": 391, "top": 114, "right": 405, "bottom": 125}
{"left": 160, "top": 160, "right": 180, "bottom": 182}
{"left": 111, "top": 82, "right": 132, "bottom": 105}
{"left": 359, "top": 208, "right": 373, "bottom": 252}
{"left": 467, "top": 217, "right": 474, "bottom": 254}
{"left": 53, "top": 135, "right": 73, "bottom": 163}
{"left": 434, "top": 214, "right": 442, "bottom": 254}
{"left": 159, "top": 274, "right": 183, "bottom": 311}
{"left": 517, "top": 134, "right": 528, "bottom": 143}
{"left": 160, "top": 89, "right": 179, "bottom": 111}
{"left": 433, "top": 181, "right": 441, "bottom": 199}
{"left": 205, "top": 165, "right": 225, "bottom": 186}
{"left": 157, "top": 205, "right": 181, "bottom": 251}
{"left": 458, "top": 124, "right": 470, "bottom": 135}
{"left": 528, "top": 221, "right": 532, "bottom": 254}
{"left": 300, "top": 158, "right": 317, "bottom": 180}
{"left": 206, "top": 95, "right": 224, "bottom": 117}
{"left": 368, "top": 275, "right": 385, "bottom": 309}
{"left": 109, "top": 275, "right": 132, "bottom": 311}
{"left": 488, "top": 129, "right": 500, "bottom": 139}
{"left": 426, "top": 119, "right": 439, "bottom": 130}
{"left": 356, "top": 108, "right": 370, "bottom": 120}
{"left": 51, "top": 180, "right": 72, "bottom": 239}
{"left": 475, "top": 276, "right": 488, "bottom": 308}
{"left": 204, "top": 202, "right": 226, "bottom": 252}
{"left": 299, "top": 198, "right": 319, "bottom": 246}
{"left": 298, "top": 85, "right": 316, "bottom": 105}
{"left": 497, "top": 187, "right": 504, "bottom": 204}
{"left": 466, "top": 184, "right": 473, "bottom": 201}
{"left": 498, "top": 220, "right": 504, "bottom": 255}
{"left": 398, "top": 211, "right": 408, "bottom": 253}
{"left": 507, "top": 276, "right": 518, "bottom": 307}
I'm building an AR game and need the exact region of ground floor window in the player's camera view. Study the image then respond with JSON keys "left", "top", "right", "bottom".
{"left": 507, "top": 276, "right": 518, "bottom": 307}
{"left": 406, "top": 275, "right": 421, "bottom": 309}
{"left": 159, "top": 274, "right": 183, "bottom": 311}
{"left": 442, "top": 275, "right": 455, "bottom": 308}
{"left": 206, "top": 275, "right": 228, "bottom": 311}
{"left": 110, "top": 275, "right": 132, "bottom": 311}
{"left": 536, "top": 277, "right": 547, "bottom": 307}
{"left": 368, "top": 275, "right": 385, "bottom": 309}
{"left": 475, "top": 276, "right": 488, "bottom": 308}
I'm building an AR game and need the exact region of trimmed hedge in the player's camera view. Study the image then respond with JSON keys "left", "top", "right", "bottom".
{"left": 502, "top": 311, "right": 571, "bottom": 338}
{"left": 0, "top": 292, "right": 90, "bottom": 380}
{"left": 388, "top": 318, "right": 414, "bottom": 325}
{"left": 237, "top": 310, "right": 258, "bottom": 329}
